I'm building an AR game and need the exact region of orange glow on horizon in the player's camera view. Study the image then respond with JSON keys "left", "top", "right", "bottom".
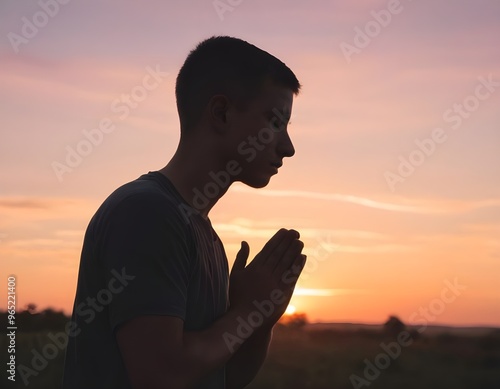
{"left": 284, "top": 305, "right": 297, "bottom": 315}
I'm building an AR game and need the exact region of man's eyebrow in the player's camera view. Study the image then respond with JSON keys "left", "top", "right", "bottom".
{"left": 264, "top": 110, "right": 291, "bottom": 122}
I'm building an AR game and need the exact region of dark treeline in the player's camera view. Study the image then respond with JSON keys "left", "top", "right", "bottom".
{"left": 2, "top": 304, "right": 311, "bottom": 333}
{"left": 1, "top": 304, "right": 69, "bottom": 332}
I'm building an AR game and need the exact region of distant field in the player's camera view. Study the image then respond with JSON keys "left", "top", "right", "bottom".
{"left": 2, "top": 324, "right": 500, "bottom": 388}
{"left": 306, "top": 322, "right": 500, "bottom": 337}
{"left": 247, "top": 324, "right": 500, "bottom": 389}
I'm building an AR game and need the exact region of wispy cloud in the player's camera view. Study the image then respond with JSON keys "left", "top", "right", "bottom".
{"left": 333, "top": 244, "right": 413, "bottom": 254}
{"left": 54, "top": 230, "right": 85, "bottom": 238}
{"left": 230, "top": 186, "right": 437, "bottom": 213}
{"left": 300, "top": 241, "right": 412, "bottom": 255}
{"left": 0, "top": 196, "right": 94, "bottom": 210}
{"left": 213, "top": 220, "right": 389, "bottom": 241}
{"left": 294, "top": 288, "right": 367, "bottom": 297}
{"left": 230, "top": 186, "right": 500, "bottom": 214}
{"left": 0, "top": 199, "right": 50, "bottom": 209}
{"left": 0, "top": 197, "right": 96, "bottom": 237}
{"left": 8, "top": 238, "right": 78, "bottom": 249}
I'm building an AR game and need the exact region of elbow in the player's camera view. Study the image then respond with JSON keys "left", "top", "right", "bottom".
{"left": 129, "top": 372, "right": 195, "bottom": 389}
{"left": 130, "top": 359, "right": 215, "bottom": 389}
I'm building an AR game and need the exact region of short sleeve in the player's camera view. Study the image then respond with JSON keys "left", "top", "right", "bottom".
{"left": 99, "top": 192, "right": 193, "bottom": 332}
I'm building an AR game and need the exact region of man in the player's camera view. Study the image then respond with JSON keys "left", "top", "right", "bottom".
{"left": 63, "top": 36, "right": 306, "bottom": 388}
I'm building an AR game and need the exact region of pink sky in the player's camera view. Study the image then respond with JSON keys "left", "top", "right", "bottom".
{"left": 1, "top": 0, "right": 499, "bottom": 326}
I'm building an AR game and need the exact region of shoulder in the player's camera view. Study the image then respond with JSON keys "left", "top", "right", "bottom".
{"left": 91, "top": 172, "right": 190, "bottom": 233}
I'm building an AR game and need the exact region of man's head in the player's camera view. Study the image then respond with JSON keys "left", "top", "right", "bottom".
{"left": 175, "top": 36, "right": 301, "bottom": 188}
{"left": 176, "top": 36, "right": 301, "bottom": 133}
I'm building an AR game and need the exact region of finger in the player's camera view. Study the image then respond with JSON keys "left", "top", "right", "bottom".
{"left": 293, "top": 254, "right": 307, "bottom": 275}
{"left": 252, "top": 228, "right": 289, "bottom": 265}
{"left": 264, "top": 230, "right": 300, "bottom": 269}
{"left": 272, "top": 238, "right": 304, "bottom": 275}
{"left": 277, "top": 254, "right": 306, "bottom": 290}
{"left": 231, "top": 241, "right": 249, "bottom": 273}
{"left": 291, "top": 253, "right": 307, "bottom": 277}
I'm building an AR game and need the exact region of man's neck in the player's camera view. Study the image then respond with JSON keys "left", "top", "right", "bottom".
{"left": 157, "top": 147, "right": 231, "bottom": 219}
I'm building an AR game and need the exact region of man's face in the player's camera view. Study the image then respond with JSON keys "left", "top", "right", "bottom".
{"left": 226, "top": 82, "right": 295, "bottom": 188}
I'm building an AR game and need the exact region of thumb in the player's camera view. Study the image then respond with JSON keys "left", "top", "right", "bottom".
{"left": 232, "top": 241, "right": 249, "bottom": 272}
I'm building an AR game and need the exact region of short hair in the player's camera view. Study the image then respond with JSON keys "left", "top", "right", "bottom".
{"left": 175, "top": 36, "right": 301, "bottom": 133}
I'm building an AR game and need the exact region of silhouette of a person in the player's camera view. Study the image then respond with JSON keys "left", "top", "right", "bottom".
{"left": 63, "top": 36, "right": 306, "bottom": 389}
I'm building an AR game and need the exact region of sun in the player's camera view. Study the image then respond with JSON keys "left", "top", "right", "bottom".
{"left": 284, "top": 304, "right": 296, "bottom": 315}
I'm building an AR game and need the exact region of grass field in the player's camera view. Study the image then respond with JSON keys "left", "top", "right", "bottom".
{"left": 247, "top": 324, "right": 500, "bottom": 389}
{"left": 2, "top": 321, "right": 500, "bottom": 388}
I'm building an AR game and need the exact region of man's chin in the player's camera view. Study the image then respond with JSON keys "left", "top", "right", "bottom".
{"left": 239, "top": 175, "right": 272, "bottom": 189}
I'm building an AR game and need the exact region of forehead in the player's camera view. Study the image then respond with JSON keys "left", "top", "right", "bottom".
{"left": 249, "top": 81, "right": 294, "bottom": 115}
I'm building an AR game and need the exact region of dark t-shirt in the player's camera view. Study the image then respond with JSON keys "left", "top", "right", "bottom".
{"left": 62, "top": 171, "right": 229, "bottom": 388}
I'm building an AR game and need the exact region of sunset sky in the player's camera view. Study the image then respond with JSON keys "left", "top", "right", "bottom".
{"left": 1, "top": 0, "right": 499, "bottom": 327}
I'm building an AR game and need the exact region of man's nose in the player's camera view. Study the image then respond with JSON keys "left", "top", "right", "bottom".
{"left": 277, "top": 131, "right": 295, "bottom": 158}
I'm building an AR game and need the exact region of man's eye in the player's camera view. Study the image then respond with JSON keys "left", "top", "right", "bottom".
{"left": 269, "top": 119, "right": 290, "bottom": 131}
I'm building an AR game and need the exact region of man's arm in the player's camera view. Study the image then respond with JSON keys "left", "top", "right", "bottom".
{"left": 224, "top": 236, "right": 304, "bottom": 389}
{"left": 116, "top": 307, "right": 256, "bottom": 389}
{"left": 116, "top": 229, "right": 305, "bottom": 389}
{"left": 225, "top": 324, "right": 273, "bottom": 389}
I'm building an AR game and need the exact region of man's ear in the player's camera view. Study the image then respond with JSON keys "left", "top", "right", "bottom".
{"left": 207, "top": 94, "right": 230, "bottom": 133}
